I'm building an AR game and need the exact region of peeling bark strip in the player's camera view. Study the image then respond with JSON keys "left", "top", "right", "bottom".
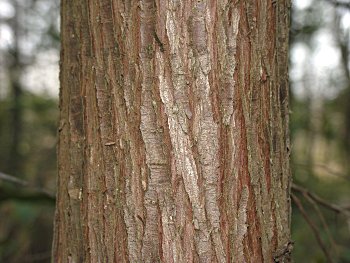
{"left": 53, "top": 0, "right": 292, "bottom": 262}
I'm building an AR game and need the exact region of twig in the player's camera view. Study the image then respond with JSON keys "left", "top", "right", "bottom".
{"left": 0, "top": 171, "right": 55, "bottom": 203}
{"left": 0, "top": 171, "right": 29, "bottom": 186}
{"left": 302, "top": 191, "right": 338, "bottom": 258}
{"left": 292, "top": 183, "right": 350, "bottom": 216}
{"left": 324, "top": 0, "right": 350, "bottom": 9}
{"left": 291, "top": 193, "right": 335, "bottom": 263}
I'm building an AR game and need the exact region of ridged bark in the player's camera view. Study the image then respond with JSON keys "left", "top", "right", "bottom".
{"left": 53, "top": 0, "right": 292, "bottom": 262}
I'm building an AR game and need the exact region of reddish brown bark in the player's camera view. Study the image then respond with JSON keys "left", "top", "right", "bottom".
{"left": 53, "top": 0, "right": 292, "bottom": 262}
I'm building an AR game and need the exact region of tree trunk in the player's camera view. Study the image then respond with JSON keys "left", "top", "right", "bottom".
{"left": 53, "top": 0, "right": 292, "bottom": 262}
{"left": 8, "top": 0, "right": 24, "bottom": 175}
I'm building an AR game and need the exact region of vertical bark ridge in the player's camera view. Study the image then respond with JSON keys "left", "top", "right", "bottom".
{"left": 161, "top": 1, "right": 215, "bottom": 261}
{"left": 159, "top": 2, "right": 200, "bottom": 262}
{"left": 188, "top": 1, "right": 226, "bottom": 261}
{"left": 108, "top": 2, "right": 146, "bottom": 262}
{"left": 139, "top": 0, "right": 181, "bottom": 261}
{"left": 84, "top": 1, "right": 127, "bottom": 261}
{"left": 274, "top": 0, "right": 292, "bottom": 250}
{"left": 228, "top": 0, "right": 291, "bottom": 262}
{"left": 53, "top": 1, "right": 85, "bottom": 262}
{"left": 215, "top": 1, "right": 241, "bottom": 261}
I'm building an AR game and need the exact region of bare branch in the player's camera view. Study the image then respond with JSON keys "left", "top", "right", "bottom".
{"left": 291, "top": 193, "right": 335, "bottom": 263}
{"left": 292, "top": 183, "right": 350, "bottom": 216}
{"left": 0, "top": 171, "right": 29, "bottom": 186}
{"left": 324, "top": 0, "right": 350, "bottom": 9}
{"left": 302, "top": 191, "right": 339, "bottom": 258}
{"left": 0, "top": 171, "right": 55, "bottom": 203}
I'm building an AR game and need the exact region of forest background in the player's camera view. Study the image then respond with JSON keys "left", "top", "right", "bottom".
{"left": 0, "top": 0, "right": 349, "bottom": 262}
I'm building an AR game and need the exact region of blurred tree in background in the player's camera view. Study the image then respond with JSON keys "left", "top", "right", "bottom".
{"left": 0, "top": 0, "right": 349, "bottom": 262}
{"left": 290, "top": 0, "right": 350, "bottom": 262}
{"left": 0, "top": 0, "right": 58, "bottom": 262}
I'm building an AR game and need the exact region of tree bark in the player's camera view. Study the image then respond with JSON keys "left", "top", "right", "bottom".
{"left": 53, "top": 0, "right": 292, "bottom": 262}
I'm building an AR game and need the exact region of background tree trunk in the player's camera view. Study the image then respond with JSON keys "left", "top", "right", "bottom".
{"left": 8, "top": 0, "right": 24, "bottom": 175}
{"left": 53, "top": 0, "right": 292, "bottom": 262}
